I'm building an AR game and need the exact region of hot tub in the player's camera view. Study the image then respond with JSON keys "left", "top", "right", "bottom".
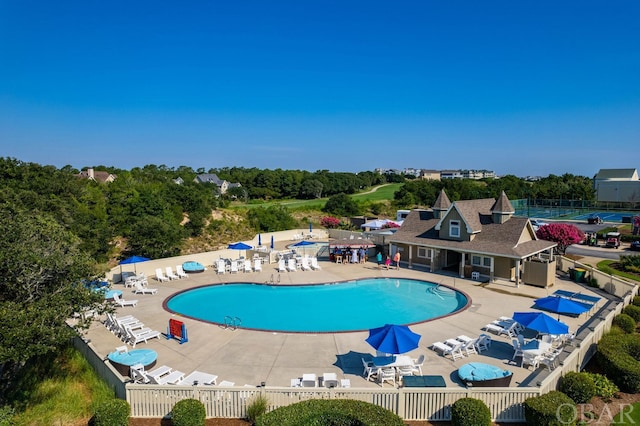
{"left": 182, "top": 261, "right": 205, "bottom": 273}
{"left": 458, "top": 362, "right": 512, "bottom": 387}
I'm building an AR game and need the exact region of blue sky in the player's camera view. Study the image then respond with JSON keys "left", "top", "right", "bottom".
{"left": 1, "top": 1, "right": 638, "bottom": 177}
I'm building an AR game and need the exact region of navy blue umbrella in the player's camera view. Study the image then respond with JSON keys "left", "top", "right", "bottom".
{"left": 119, "top": 255, "right": 150, "bottom": 274}
{"left": 533, "top": 296, "right": 591, "bottom": 316}
{"left": 270, "top": 235, "right": 275, "bottom": 250}
{"left": 366, "top": 324, "right": 421, "bottom": 355}
{"left": 292, "top": 239, "right": 315, "bottom": 255}
{"left": 512, "top": 312, "right": 569, "bottom": 335}
{"left": 258, "top": 234, "right": 262, "bottom": 246}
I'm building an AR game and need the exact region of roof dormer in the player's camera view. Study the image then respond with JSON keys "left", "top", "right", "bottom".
{"left": 491, "top": 191, "right": 515, "bottom": 224}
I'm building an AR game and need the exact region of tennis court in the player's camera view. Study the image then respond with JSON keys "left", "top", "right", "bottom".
{"left": 574, "top": 211, "right": 639, "bottom": 223}
{"left": 515, "top": 208, "right": 639, "bottom": 222}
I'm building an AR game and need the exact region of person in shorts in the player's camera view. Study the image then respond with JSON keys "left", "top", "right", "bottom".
{"left": 385, "top": 255, "right": 391, "bottom": 270}
{"left": 376, "top": 252, "right": 383, "bottom": 269}
{"left": 393, "top": 251, "right": 401, "bottom": 270}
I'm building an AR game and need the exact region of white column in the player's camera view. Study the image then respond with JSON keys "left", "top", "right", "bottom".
{"left": 460, "top": 252, "right": 466, "bottom": 278}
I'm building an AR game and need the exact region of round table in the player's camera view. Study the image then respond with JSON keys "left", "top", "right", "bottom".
{"left": 108, "top": 349, "right": 158, "bottom": 376}
{"left": 182, "top": 261, "right": 205, "bottom": 273}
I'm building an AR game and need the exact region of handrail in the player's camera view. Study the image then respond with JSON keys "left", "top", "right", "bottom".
{"left": 223, "top": 315, "right": 241, "bottom": 330}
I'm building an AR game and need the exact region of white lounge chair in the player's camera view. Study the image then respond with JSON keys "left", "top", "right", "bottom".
{"left": 278, "top": 259, "right": 287, "bottom": 272}
{"left": 175, "top": 265, "right": 188, "bottom": 278}
{"left": 243, "top": 260, "right": 252, "bottom": 273}
{"left": 155, "top": 268, "right": 169, "bottom": 283}
{"left": 125, "top": 327, "right": 161, "bottom": 347}
{"left": 148, "top": 369, "right": 185, "bottom": 385}
{"left": 133, "top": 282, "right": 157, "bottom": 295}
{"left": 300, "top": 257, "right": 312, "bottom": 271}
{"left": 461, "top": 338, "right": 478, "bottom": 356}
{"left": 216, "top": 260, "right": 226, "bottom": 274}
{"left": 431, "top": 341, "right": 464, "bottom": 360}
{"left": 230, "top": 261, "right": 239, "bottom": 274}
{"left": 301, "top": 373, "right": 317, "bottom": 387}
{"left": 322, "top": 372, "right": 339, "bottom": 388}
{"left": 113, "top": 293, "right": 138, "bottom": 308}
{"left": 362, "top": 358, "right": 378, "bottom": 382}
{"left": 511, "top": 338, "right": 524, "bottom": 360}
{"left": 165, "top": 267, "right": 179, "bottom": 280}
{"left": 475, "top": 334, "right": 492, "bottom": 352}
{"left": 411, "top": 354, "right": 425, "bottom": 375}
{"left": 179, "top": 370, "right": 218, "bottom": 385}
{"left": 253, "top": 258, "right": 262, "bottom": 272}
{"left": 310, "top": 257, "right": 321, "bottom": 270}
{"left": 287, "top": 258, "right": 297, "bottom": 272}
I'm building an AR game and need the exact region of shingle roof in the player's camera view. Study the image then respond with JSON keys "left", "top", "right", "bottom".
{"left": 595, "top": 169, "right": 638, "bottom": 180}
{"left": 432, "top": 189, "right": 451, "bottom": 210}
{"left": 491, "top": 191, "right": 515, "bottom": 214}
{"left": 390, "top": 209, "right": 556, "bottom": 259}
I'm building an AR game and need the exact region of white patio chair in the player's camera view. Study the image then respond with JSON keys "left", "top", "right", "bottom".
{"left": 113, "top": 293, "right": 138, "bottom": 308}
{"left": 165, "top": 267, "right": 179, "bottom": 280}
{"left": 322, "top": 372, "right": 339, "bottom": 388}
{"left": 301, "top": 373, "right": 317, "bottom": 387}
{"left": 310, "top": 257, "right": 321, "bottom": 270}
{"left": 511, "top": 338, "right": 524, "bottom": 360}
{"left": 475, "top": 334, "right": 492, "bottom": 352}
{"left": 300, "top": 257, "right": 312, "bottom": 271}
{"left": 278, "top": 259, "right": 287, "bottom": 272}
{"left": 362, "top": 358, "right": 378, "bottom": 382}
{"left": 243, "top": 260, "right": 252, "bottom": 273}
{"left": 230, "top": 261, "right": 239, "bottom": 274}
{"left": 216, "top": 259, "right": 226, "bottom": 274}
{"left": 379, "top": 367, "right": 396, "bottom": 387}
{"left": 287, "top": 258, "right": 297, "bottom": 272}
{"left": 133, "top": 282, "right": 157, "bottom": 295}
{"left": 411, "top": 354, "right": 425, "bottom": 375}
{"left": 253, "top": 258, "right": 262, "bottom": 272}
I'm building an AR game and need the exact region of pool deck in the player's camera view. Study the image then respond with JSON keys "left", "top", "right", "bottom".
{"left": 80, "top": 244, "right": 606, "bottom": 390}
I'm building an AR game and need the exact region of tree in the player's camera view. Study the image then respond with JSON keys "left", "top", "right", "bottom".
{"left": 0, "top": 205, "right": 104, "bottom": 368}
{"left": 323, "top": 193, "right": 360, "bottom": 217}
{"left": 535, "top": 223, "right": 585, "bottom": 255}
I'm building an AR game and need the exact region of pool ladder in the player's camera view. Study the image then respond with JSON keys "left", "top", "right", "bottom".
{"left": 224, "top": 316, "right": 242, "bottom": 331}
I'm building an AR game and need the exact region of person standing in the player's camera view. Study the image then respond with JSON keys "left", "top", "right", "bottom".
{"left": 385, "top": 255, "right": 391, "bottom": 270}
{"left": 376, "top": 251, "right": 383, "bottom": 270}
{"left": 393, "top": 251, "right": 401, "bottom": 270}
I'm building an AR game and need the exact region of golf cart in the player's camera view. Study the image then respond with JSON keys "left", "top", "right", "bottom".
{"left": 587, "top": 214, "right": 603, "bottom": 224}
{"left": 605, "top": 232, "right": 621, "bottom": 249}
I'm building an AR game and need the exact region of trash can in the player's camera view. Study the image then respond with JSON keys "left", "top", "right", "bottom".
{"left": 568, "top": 268, "right": 575, "bottom": 280}
{"left": 574, "top": 268, "right": 586, "bottom": 283}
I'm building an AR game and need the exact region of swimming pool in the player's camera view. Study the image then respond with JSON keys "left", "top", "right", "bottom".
{"left": 165, "top": 278, "right": 469, "bottom": 333}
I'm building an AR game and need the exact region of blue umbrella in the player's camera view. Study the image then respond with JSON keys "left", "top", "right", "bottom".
{"left": 292, "top": 239, "right": 315, "bottom": 255}
{"left": 533, "top": 296, "right": 591, "bottom": 316}
{"left": 270, "top": 235, "right": 275, "bottom": 250}
{"left": 309, "top": 222, "right": 313, "bottom": 233}
{"left": 512, "top": 312, "right": 569, "bottom": 335}
{"left": 258, "top": 234, "right": 262, "bottom": 246}
{"left": 366, "top": 324, "right": 421, "bottom": 355}
{"left": 228, "top": 242, "right": 252, "bottom": 250}
{"left": 119, "top": 255, "right": 151, "bottom": 274}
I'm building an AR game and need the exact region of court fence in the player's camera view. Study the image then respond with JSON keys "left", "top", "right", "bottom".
{"left": 73, "top": 256, "right": 638, "bottom": 422}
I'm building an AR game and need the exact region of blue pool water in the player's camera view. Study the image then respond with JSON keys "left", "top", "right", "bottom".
{"left": 165, "top": 278, "right": 469, "bottom": 333}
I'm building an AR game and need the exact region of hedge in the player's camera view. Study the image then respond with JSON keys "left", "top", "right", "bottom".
{"left": 523, "top": 391, "right": 576, "bottom": 426}
{"left": 92, "top": 399, "right": 130, "bottom": 426}
{"left": 559, "top": 372, "right": 596, "bottom": 404}
{"left": 596, "top": 332, "right": 640, "bottom": 393}
{"left": 451, "top": 398, "right": 491, "bottom": 426}
{"left": 171, "top": 398, "right": 206, "bottom": 426}
{"left": 613, "top": 313, "right": 637, "bottom": 334}
{"left": 255, "top": 399, "right": 404, "bottom": 426}
{"left": 623, "top": 305, "right": 640, "bottom": 323}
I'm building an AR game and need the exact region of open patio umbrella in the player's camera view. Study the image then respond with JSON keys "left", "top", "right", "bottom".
{"left": 292, "top": 239, "right": 315, "bottom": 256}
{"left": 533, "top": 296, "right": 591, "bottom": 316}
{"left": 365, "top": 324, "right": 421, "bottom": 355}
{"left": 512, "top": 312, "right": 569, "bottom": 335}
{"left": 119, "top": 255, "right": 150, "bottom": 274}
{"left": 228, "top": 242, "right": 252, "bottom": 259}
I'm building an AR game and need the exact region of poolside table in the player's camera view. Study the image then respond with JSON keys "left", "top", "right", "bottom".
{"left": 402, "top": 375, "right": 446, "bottom": 388}
{"left": 108, "top": 348, "right": 158, "bottom": 377}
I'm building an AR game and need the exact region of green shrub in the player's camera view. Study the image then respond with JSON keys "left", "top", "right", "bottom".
{"left": 171, "top": 398, "right": 206, "bottom": 426}
{"left": 613, "top": 313, "right": 637, "bottom": 334}
{"left": 255, "top": 399, "right": 404, "bottom": 426}
{"left": 523, "top": 391, "right": 576, "bottom": 426}
{"left": 632, "top": 296, "right": 640, "bottom": 307}
{"left": 559, "top": 372, "right": 596, "bottom": 404}
{"left": 92, "top": 399, "right": 130, "bottom": 426}
{"left": 451, "top": 397, "right": 491, "bottom": 426}
{"left": 587, "top": 277, "right": 599, "bottom": 288}
{"left": 623, "top": 305, "right": 640, "bottom": 322}
{"left": 246, "top": 394, "right": 269, "bottom": 424}
{"left": 0, "top": 405, "right": 15, "bottom": 426}
{"left": 585, "top": 372, "right": 619, "bottom": 400}
{"left": 596, "top": 332, "right": 640, "bottom": 393}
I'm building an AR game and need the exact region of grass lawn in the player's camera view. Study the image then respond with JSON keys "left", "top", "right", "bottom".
{"left": 231, "top": 183, "right": 401, "bottom": 210}
{"left": 612, "top": 401, "right": 640, "bottom": 424}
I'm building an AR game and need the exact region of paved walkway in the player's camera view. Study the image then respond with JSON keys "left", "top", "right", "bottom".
{"left": 80, "top": 244, "right": 604, "bottom": 389}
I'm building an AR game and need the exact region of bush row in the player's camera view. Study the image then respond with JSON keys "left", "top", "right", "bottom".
{"left": 596, "top": 332, "right": 640, "bottom": 393}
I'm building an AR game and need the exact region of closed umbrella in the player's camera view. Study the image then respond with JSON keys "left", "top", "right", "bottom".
{"left": 512, "top": 312, "right": 569, "bottom": 335}
{"left": 270, "top": 235, "right": 275, "bottom": 250}
{"left": 258, "top": 234, "right": 262, "bottom": 246}
{"left": 533, "top": 296, "right": 591, "bottom": 316}
{"left": 119, "top": 256, "right": 151, "bottom": 274}
{"left": 309, "top": 222, "right": 313, "bottom": 233}
{"left": 366, "top": 324, "right": 421, "bottom": 355}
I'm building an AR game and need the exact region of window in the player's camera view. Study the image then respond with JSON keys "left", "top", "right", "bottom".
{"left": 417, "top": 247, "right": 431, "bottom": 259}
{"left": 472, "top": 255, "right": 492, "bottom": 267}
{"left": 450, "top": 220, "right": 460, "bottom": 238}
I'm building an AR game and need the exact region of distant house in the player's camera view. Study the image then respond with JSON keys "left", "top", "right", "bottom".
{"left": 419, "top": 169, "right": 441, "bottom": 181}
{"left": 594, "top": 168, "right": 640, "bottom": 204}
{"left": 76, "top": 168, "right": 116, "bottom": 183}
{"left": 194, "top": 173, "right": 241, "bottom": 195}
{"left": 173, "top": 177, "right": 184, "bottom": 185}
{"left": 389, "top": 190, "right": 557, "bottom": 287}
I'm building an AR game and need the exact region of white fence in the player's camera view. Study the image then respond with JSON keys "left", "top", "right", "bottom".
{"left": 76, "top": 255, "right": 638, "bottom": 421}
